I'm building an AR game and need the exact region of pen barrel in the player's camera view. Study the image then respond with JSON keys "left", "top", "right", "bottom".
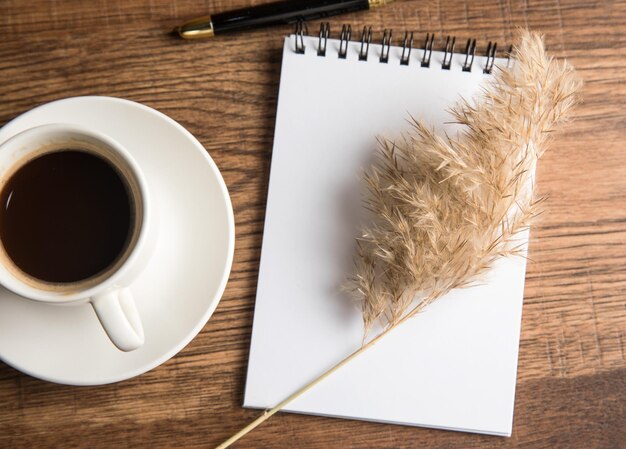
{"left": 212, "top": 0, "right": 370, "bottom": 34}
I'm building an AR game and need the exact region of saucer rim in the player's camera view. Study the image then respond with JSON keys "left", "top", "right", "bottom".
{"left": 0, "top": 96, "right": 235, "bottom": 385}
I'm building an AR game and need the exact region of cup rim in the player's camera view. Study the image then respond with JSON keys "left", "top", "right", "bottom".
{"left": 0, "top": 123, "right": 151, "bottom": 303}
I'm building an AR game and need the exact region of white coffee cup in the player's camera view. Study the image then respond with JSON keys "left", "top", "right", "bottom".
{"left": 0, "top": 124, "right": 156, "bottom": 352}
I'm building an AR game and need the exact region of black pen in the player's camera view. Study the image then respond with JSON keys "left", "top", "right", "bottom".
{"left": 176, "top": 0, "right": 392, "bottom": 39}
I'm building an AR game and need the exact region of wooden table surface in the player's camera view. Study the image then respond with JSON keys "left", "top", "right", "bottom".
{"left": 1, "top": 0, "right": 625, "bottom": 447}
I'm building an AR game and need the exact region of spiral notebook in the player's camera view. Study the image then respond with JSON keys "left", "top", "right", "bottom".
{"left": 244, "top": 28, "right": 526, "bottom": 437}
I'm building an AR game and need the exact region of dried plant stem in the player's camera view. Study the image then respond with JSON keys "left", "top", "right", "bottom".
{"left": 214, "top": 298, "right": 433, "bottom": 449}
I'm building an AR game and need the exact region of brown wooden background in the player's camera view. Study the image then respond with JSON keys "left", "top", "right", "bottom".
{"left": 1, "top": 0, "right": 625, "bottom": 448}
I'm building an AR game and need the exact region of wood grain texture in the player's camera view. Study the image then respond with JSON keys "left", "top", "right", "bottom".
{"left": 0, "top": 0, "right": 625, "bottom": 447}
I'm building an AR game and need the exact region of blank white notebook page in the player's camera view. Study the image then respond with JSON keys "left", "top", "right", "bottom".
{"left": 244, "top": 35, "right": 526, "bottom": 437}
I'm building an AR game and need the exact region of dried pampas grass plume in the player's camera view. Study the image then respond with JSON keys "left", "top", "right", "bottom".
{"left": 215, "top": 30, "right": 582, "bottom": 449}
{"left": 351, "top": 30, "right": 582, "bottom": 335}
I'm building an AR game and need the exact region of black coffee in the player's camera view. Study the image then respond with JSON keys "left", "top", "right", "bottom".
{"left": 0, "top": 150, "right": 133, "bottom": 283}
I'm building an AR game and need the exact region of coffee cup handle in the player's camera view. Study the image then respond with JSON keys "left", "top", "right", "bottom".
{"left": 91, "top": 288, "right": 144, "bottom": 352}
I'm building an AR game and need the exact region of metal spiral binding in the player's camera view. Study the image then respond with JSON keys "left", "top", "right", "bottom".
{"left": 442, "top": 35, "right": 456, "bottom": 70}
{"left": 318, "top": 22, "right": 329, "bottom": 57}
{"left": 505, "top": 44, "right": 514, "bottom": 68}
{"left": 484, "top": 41, "right": 497, "bottom": 73}
{"left": 380, "top": 29, "right": 392, "bottom": 63}
{"left": 359, "top": 26, "right": 372, "bottom": 61}
{"left": 294, "top": 21, "right": 307, "bottom": 54}
{"left": 338, "top": 24, "right": 351, "bottom": 59}
{"left": 463, "top": 39, "right": 477, "bottom": 72}
{"left": 294, "top": 23, "right": 503, "bottom": 74}
{"left": 400, "top": 32, "right": 413, "bottom": 66}
{"left": 421, "top": 33, "right": 434, "bottom": 67}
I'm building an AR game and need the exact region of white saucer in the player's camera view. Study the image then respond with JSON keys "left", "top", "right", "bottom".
{"left": 0, "top": 97, "right": 235, "bottom": 385}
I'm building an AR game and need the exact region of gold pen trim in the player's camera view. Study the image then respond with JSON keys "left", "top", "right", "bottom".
{"left": 176, "top": 15, "right": 215, "bottom": 39}
{"left": 368, "top": 0, "right": 392, "bottom": 8}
